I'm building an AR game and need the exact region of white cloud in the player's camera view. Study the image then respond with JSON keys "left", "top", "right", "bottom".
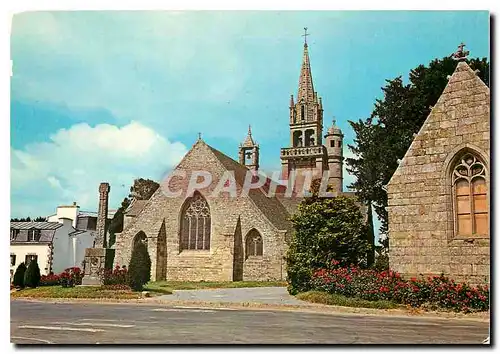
{"left": 11, "top": 121, "right": 187, "bottom": 217}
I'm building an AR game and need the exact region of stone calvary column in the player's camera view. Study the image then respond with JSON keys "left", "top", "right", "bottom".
{"left": 82, "top": 182, "right": 115, "bottom": 285}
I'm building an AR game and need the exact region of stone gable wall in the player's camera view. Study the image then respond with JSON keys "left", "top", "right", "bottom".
{"left": 387, "top": 62, "right": 490, "bottom": 286}
{"left": 114, "top": 141, "right": 290, "bottom": 282}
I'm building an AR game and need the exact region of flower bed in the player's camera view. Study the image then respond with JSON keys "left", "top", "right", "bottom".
{"left": 40, "top": 267, "right": 83, "bottom": 287}
{"left": 100, "top": 265, "right": 128, "bottom": 285}
{"left": 310, "top": 261, "right": 489, "bottom": 313}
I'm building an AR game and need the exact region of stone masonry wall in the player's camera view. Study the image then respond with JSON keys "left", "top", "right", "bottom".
{"left": 387, "top": 61, "right": 490, "bottom": 286}
{"left": 114, "top": 141, "right": 290, "bottom": 282}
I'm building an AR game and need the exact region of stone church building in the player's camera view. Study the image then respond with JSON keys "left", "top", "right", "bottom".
{"left": 387, "top": 47, "right": 490, "bottom": 285}
{"left": 114, "top": 37, "right": 348, "bottom": 281}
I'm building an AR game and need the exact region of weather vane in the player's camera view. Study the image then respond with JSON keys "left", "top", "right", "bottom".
{"left": 302, "top": 27, "right": 310, "bottom": 45}
{"left": 452, "top": 42, "right": 469, "bottom": 61}
{"left": 198, "top": 132, "right": 202, "bottom": 140}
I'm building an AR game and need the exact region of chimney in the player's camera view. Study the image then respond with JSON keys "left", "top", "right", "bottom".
{"left": 95, "top": 182, "right": 110, "bottom": 248}
{"left": 58, "top": 217, "right": 73, "bottom": 228}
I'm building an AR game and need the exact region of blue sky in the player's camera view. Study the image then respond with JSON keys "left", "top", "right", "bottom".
{"left": 11, "top": 11, "right": 489, "bottom": 235}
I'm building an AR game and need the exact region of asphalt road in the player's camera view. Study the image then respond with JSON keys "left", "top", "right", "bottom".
{"left": 10, "top": 300, "right": 489, "bottom": 344}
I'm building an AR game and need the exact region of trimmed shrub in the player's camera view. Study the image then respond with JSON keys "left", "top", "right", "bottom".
{"left": 24, "top": 260, "right": 41, "bottom": 288}
{"left": 13, "top": 263, "right": 27, "bottom": 288}
{"left": 128, "top": 242, "right": 151, "bottom": 291}
{"left": 309, "top": 261, "right": 489, "bottom": 313}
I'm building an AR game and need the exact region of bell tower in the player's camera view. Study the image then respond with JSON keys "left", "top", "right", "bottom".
{"left": 280, "top": 28, "right": 327, "bottom": 189}
{"left": 239, "top": 125, "right": 259, "bottom": 171}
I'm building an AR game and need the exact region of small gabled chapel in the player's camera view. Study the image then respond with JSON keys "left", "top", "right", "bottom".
{"left": 387, "top": 44, "right": 490, "bottom": 286}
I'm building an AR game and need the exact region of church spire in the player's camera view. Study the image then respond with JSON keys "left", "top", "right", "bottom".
{"left": 297, "top": 27, "right": 315, "bottom": 104}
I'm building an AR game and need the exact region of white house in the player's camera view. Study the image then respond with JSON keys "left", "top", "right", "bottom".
{"left": 10, "top": 218, "right": 94, "bottom": 277}
{"left": 10, "top": 202, "right": 117, "bottom": 279}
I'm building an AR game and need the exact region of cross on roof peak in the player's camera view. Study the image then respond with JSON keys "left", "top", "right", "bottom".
{"left": 302, "top": 27, "right": 310, "bottom": 45}
{"left": 452, "top": 42, "right": 470, "bottom": 61}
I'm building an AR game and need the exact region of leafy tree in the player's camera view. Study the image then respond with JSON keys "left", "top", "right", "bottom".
{"left": 12, "top": 263, "right": 27, "bottom": 288}
{"left": 346, "top": 55, "right": 489, "bottom": 246}
{"left": 285, "top": 195, "right": 371, "bottom": 295}
{"left": 24, "top": 260, "right": 41, "bottom": 288}
{"left": 127, "top": 241, "right": 151, "bottom": 291}
{"left": 108, "top": 178, "right": 158, "bottom": 247}
{"left": 129, "top": 178, "right": 159, "bottom": 200}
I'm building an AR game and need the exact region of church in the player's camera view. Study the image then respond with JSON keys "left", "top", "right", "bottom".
{"left": 113, "top": 35, "right": 349, "bottom": 281}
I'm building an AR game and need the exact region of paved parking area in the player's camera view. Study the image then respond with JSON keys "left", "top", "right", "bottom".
{"left": 158, "top": 286, "right": 308, "bottom": 305}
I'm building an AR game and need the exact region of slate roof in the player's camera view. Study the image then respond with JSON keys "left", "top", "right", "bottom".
{"left": 124, "top": 200, "right": 148, "bottom": 217}
{"left": 206, "top": 144, "right": 292, "bottom": 232}
{"left": 10, "top": 221, "right": 61, "bottom": 230}
{"left": 79, "top": 210, "right": 117, "bottom": 218}
{"left": 10, "top": 222, "right": 61, "bottom": 243}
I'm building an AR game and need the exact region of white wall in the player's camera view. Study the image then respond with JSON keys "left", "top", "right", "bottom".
{"left": 48, "top": 204, "right": 79, "bottom": 228}
{"left": 51, "top": 219, "right": 74, "bottom": 273}
{"left": 10, "top": 244, "right": 52, "bottom": 276}
{"left": 52, "top": 218, "right": 95, "bottom": 273}
{"left": 70, "top": 230, "right": 95, "bottom": 269}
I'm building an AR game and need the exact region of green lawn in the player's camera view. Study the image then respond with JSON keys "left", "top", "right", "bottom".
{"left": 10, "top": 281, "right": 284, "bottom": 300}
{"left": 145, "top": 280, "right": 287, "bottom": 293}
{"left": 296, "top": 291, "right": 403, "bottom": 310}
{"left": 11, "top": 286, "right": 143, "bottom": 299}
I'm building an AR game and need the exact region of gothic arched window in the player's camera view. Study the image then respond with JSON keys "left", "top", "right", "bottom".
{"left": 452, "top": 153, "right": 488, "bottom": 237}
{"left": 245, "top": 229, "right": 263, "bottom": 258}
{"left": 180, "top": 192, "right": 211, "bottom": 250}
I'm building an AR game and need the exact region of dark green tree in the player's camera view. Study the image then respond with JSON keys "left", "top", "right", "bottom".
{"left": 127, "top": 241, "right": 151, "bottom": 291}
{"left": 346, "top": 55, "right": 489, "bottom": 245}
{"left": 129, "top": 178, "right": 159, "bottom": 200}
{"left": 12, "top": 262, "right": 27, "bottom": 288}
{"left": 285, "top": 196, "right": 371, "bottom": 295}
{"left": 24, "top": 260, "right": 41, "bottom": 288}
{"left": 108, "top": 197, "right": 131, "bottom": 247}
{"left": 10, "top": 216, "right": 45, "bottom": 222}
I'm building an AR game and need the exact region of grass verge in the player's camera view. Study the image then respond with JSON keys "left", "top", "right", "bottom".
{"left": 145, "top": 280, "right": 287, "bottom": 292}
{"left": 11, "top": 286, "right": 142, "bottom": 299}
{"left": 296, "top": 291, "right": 403, "bottom": 310}
{"left": 11, "top": 281, "right": 282, "bottom": 300}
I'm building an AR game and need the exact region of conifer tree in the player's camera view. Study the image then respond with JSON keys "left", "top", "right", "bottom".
{"left": 127, "top": 241, "right": 151, "bottom": 291}
{"left": 24, "top": 260, "right": 41, "bottom": 288}
{"left": 12, "top": 262, "right": 27, "bottom": 288}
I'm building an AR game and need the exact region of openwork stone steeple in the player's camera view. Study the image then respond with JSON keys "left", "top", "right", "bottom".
{"left": 297, "top": 28, "right": 315, "bottom": 105}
